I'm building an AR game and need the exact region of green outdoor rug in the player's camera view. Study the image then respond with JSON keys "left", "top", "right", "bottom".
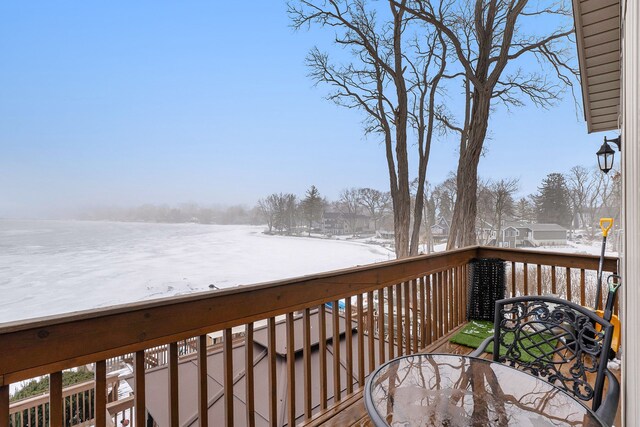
{"left": 450, "top": 320, "right": 558, "bottom": 364}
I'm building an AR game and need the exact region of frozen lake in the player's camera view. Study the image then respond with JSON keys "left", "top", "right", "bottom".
{"left": 0, "top": 220, "right": 394, "bottom": 324}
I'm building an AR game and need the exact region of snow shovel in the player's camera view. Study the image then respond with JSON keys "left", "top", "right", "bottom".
{"left": 595, "top": 274, "right": 622, "bottom": 355}
{"left": 594, "top": 218, "right": 614, "bottom": 311}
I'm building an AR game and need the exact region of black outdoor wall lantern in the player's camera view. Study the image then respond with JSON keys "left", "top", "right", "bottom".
{"left": 597, "top": 135, "right": 621, "bottom": 174}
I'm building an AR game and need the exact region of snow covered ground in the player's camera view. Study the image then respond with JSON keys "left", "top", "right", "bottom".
{"left": 0, "top": 220, "right": 394, "bottom": 324}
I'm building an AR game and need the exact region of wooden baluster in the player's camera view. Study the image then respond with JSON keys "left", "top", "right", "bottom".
{"left": 345, "top": 299, "right": 354, "bottom": 395}
{"left": 433, "top": 273, "right": 439, "bottom": 340}
{"left": 511, "top": 262, "right": 516, "bottom": 297}
{"left": 411, "top": 279, "right": 418, "bottom": 352}
{"left": 387, "top": 286, "right": 395, "bottom": 360}
{"left": 441, "top": 271, "right": 448, "bottom": 336}
{"left": 135, "top": 351, "right": 146, "bottom": 427}
{"left": 287, "top": 312, "right": 296, "bottom": 425}
{"left": 332, "top": 303, "right": 341, "bottom": 403}
{"left": 223, "top": 330, "right": 233, "bottom": 427}
{"left": 199, "top": 334, "right": 210, "bottom": 427}
{"left": 566, "top": 267, "right": 572, "bottom": 302}
{"left": 303, "top": 308, "right": 313, "bottom": 417}
{"left": 439, "top": 271, "right": 445, "bottom": 338}
{"left": 169, "top": 342, "right": 180, "bottom": 427}
{"left": 425, "top": 276, "right": 432, "bottom": 345}
{"left": 464, "top": 264, "right": 469, "bottom": 319}
{"left": 357, "top": 294, "right": 365, "bottom": 389}
{"left": 403, "top": 282, "right": 410, "bottom": 354}
{"left": 446, "top": 269, "right": 455, "bottom": 330}
{"left": 318, "top": 306, "right": 328, "bottom": 410}
{"left": 268, "top": 317, "right": 278, "bottom": 426}
{"left": 0, "top": 385, "right": 8, "bottom": 427}
{"left": 452, "top": 268, "right": 458, "bottom": 328}
{"left": 537, "top": 264, "right": 542, "bottom": 295}
{"left": 378, "top": 288, "right": 385, "bottom": 364}
{"left": 95, "top": 360, "right": 107, "bottom": 427}
{"left": 367, "top": 291, "right": 375, "bottom": 373}
{"left": 551, "top": 266, "right": 557, "bottom": 295}
{"left": 50, "top": 371, "right": 63, "bottom": 427}
{"left": 447, "top": 270, "right": 453, "bottom": 331}
{"left": 523, "top": 263, "right": 529, "bottom": 295}
{"left": 420, "top": 277, "right": 427, "bottom": 348}
{"left": 580, "top": 269, "right": 586, "bottom": 307}
{"left": 458, "top": 266, "right": 464, "bottom": 324}
{"left": 396, "top": 283, "right": 403, "bottom": 356}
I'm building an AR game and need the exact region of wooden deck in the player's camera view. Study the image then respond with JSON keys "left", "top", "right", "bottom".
{"left": 303, "top": 323, "right": 622, "bottom": 427}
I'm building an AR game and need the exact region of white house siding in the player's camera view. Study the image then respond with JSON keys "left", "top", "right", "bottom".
{"left": 622, "top": 0, "right": 639, "bottom": 424}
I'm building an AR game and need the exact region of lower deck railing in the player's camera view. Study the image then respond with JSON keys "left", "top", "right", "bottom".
{"left": 0, "top": 246, "right": 618, "bottom": 427}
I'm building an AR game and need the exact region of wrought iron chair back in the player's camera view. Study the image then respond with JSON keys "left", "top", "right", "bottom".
{"left": 492, "top": 295, "right": 613, "bottom": 411}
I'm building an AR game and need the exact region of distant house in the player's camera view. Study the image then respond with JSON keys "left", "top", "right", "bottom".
{"left": 501, "top": 223, "right": 567, "bottom": 248}
{"left": 430, "top": 217, "right": 450, "bottom": 239}
{"left": 321, "top": 212, "right": 373, "bottom": 235}
{"left": 476, "top": 219, "right": 497, "bottom": 245}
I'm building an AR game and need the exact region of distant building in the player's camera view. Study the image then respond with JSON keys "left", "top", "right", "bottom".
{"left": 321, "top": 212, "right": 373, "bottom": 235}
{"left": 430, "top": 217, "right": 450, "bottom": 239}
{"left": 500, "top": 223, "right": 567, "bottom": 248}
{"left": 476, "top": 219, "right": 497, "bottom": 245}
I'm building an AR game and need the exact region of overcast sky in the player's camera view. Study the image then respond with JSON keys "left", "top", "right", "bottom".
{"left": 0, "top": 1, "right": 616, "bottom": 218}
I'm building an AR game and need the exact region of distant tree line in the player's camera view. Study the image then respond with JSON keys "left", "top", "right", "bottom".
{"left": 426, "top": 165, "right": 621, "bottom": 249}
{"left": 256, "top": 186, "right": 392, "bottom": 236}
{"left": 79, "top": 203, "right": 263, "bottom": 225}
{"left": 79, "top": 164, "right": 619, "bottom": 252}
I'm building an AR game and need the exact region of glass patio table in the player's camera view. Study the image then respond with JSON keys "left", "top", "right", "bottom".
{"left": 364, "top": 354, "right": 605, "bottom": 427}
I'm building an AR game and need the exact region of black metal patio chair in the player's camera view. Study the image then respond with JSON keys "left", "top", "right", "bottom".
{"left": 471, "top": 295, "right": 620, "bottom": 426}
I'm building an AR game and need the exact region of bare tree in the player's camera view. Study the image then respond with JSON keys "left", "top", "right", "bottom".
{"left": 289, "top": 0, "right": 448, "bottom": 257}
{"left": 338, "top": 188, "right": 362, "bottom": 235}
{"left": 358, "top": 188, "right": 391, "bottom": 233}
{"left": 270, "top": 193, "right": 298, "bottom": 234}
{"left": 475, "top": 179, "right": 495, "bottom": 245}
{"left": 432, "top": 173, "right": 456, "bottom": 222}
{"left": 258, "top": 194, "right": 280, "bottom": 233}
{"left": 492, "top": 178, "right": 519, "bottom": 245}
{"left": 565, "top": 166, "right": 595, "bottom": 232}
{"left": 396, "top": 0, "right": 577, "bottom": 248}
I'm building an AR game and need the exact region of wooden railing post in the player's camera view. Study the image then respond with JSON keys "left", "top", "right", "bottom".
{"left": 302, "top": 309, "right": 312, "bottom": 419}
{"left": 50, "top": 371, "right": 63, "bottom": 427}
{"left": 0, "top": 385, "right": 8, "bottom": 427}
{"left": 199, "top": 334, "right": 210, "bottom": 427}
{"left": 344, "top": 299, "right": 353, "bottom": 395}
{"left": 267, "top": 317, "right": 277, "bottom": 427}
{"left": 134, "top": 351, "right": 146, "bottom": 427}
{"left": 95, "top": 360, "right": 107, "bottom": 427}
{"left": 223, "top": 330, "right": 233, "bottom": 427}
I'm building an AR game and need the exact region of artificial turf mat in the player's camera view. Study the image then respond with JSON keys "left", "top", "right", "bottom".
{"left": 450, "top": 320, "right": 558, "bottom": 364}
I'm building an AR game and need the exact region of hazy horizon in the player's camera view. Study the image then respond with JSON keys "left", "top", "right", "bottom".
{"left": 1, "top": 2, "right": 616, "bottom": 219}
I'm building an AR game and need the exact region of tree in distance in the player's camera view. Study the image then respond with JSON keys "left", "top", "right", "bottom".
{"left": 301, "top": 185, "right": 325, "bottom": 236}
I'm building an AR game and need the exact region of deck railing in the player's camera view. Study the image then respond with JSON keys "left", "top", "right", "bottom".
{"left": 0, "top": 246, "right": 618, "bottom": 427}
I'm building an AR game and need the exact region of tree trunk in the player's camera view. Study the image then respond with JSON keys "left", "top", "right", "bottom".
{"left": 391, "top": 191, "right": 410, "bottom": 258}
{"left": 448, "top": 90, "right": 492, "bottom": 249}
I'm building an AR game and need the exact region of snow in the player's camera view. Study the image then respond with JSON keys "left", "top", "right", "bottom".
{"left": 0, "top": 220, "right": 394, "bottom": 324}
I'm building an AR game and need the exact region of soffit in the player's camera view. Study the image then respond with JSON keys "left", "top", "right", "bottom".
{"left": 572, "top": 0, "right": 621, "bottom": 133}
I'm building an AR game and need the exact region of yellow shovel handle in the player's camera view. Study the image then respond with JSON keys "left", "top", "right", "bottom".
{"left": 600, "top": 218, "right": 614, "bottom": 237}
